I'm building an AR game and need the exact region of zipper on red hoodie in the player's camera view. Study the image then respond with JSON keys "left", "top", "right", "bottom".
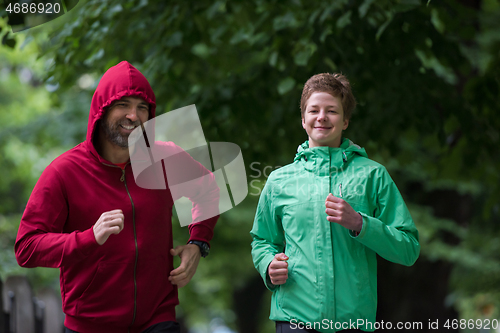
{"left": 123, "top": 168, "right": 139, "bottom": 330}
{"left": 105, "top": 163, "right": 139, "bottom": 330}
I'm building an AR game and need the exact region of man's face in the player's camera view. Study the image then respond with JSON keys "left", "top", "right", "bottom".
{"left": 101, "top": 96, "right": 149, "bottom": 148}
{"left": 302, "top": 92, "right": 349, "bottom": 148}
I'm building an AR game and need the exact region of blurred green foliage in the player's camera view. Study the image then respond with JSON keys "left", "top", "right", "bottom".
{"left": 1, "top": 0, "right": 500, "bottom": 331}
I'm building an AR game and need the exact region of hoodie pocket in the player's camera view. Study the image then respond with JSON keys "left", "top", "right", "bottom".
{"left": 76, "top": 261, "right": 134, "bottom": 323}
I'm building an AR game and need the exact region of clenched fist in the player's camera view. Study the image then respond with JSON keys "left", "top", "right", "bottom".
{"left": 268, "top": 253, "right": 289, "bottom": 285}
{"left": 325, "top": 193, "right": 363, "bottom": 232}
{"left": 93, "top": 209, "right": 124, "bottom": 245}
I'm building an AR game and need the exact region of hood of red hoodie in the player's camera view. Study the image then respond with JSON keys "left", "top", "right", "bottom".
{"left": 85, "top": 61, "right": 156, "bottom": 160}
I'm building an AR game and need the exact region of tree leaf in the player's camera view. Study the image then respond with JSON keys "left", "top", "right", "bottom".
{"left": 277, "top": 77, "right": 296, "bottom": 95}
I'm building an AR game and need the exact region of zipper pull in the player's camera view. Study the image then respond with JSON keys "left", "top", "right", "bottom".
{"left": 120, "top": 169, "right": 125, "bottom": 182}
{"left": 339, "top": 183, "right": 343, "bottom": 198}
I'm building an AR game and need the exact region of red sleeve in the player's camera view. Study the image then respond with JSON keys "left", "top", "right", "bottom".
{"left": 15, "top": 165, "right": 99, "bottom": 268}
{"left": 184, "top": 155, "right": 220, "bottom": 246}
{"left": 159, "top": 144, "right": 220, "bottom": 246}
{"left": 188, "top": 216, "right": 219, "bottom": 246}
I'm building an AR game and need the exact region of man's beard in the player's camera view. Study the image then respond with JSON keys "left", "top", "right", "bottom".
{"left": 101, "top": 119, "right": 140, "bottom": 148}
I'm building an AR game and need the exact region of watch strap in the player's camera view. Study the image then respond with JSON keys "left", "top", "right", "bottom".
{"left": 187, "top": 240, "right": 209, "bottom": 258}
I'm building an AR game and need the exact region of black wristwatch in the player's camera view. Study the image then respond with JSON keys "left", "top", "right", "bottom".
{"left": 188, "top": 240, "right": 210, "bottom": 258}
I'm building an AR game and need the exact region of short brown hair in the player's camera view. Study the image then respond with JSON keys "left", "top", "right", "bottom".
{"left": 300, "top": 73, "right": 356, "bottom": 120}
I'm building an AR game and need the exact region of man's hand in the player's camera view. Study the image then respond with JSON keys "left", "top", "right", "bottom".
{"left": 93, "top": 209, "right": 125, "bottom": 245}
{"left": 325, "top": 193, "right": 363, "bottom": 232}
{"left": 169, "top": 244, "right": 201, "bottom": 288}
{"left": 268, "top": 253, "right": 289, "bottom": 285}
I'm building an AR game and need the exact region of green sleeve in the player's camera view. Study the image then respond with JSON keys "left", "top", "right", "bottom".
{"left": 250, "top": 180, "right": 285, "bottom": 291}
{"left": 352, "top": 167, "right": 420, "bottom": 266}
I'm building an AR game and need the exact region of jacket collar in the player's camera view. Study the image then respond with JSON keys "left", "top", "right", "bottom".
{"left": 294, "top": 137, "right": 368, "bottom": 173}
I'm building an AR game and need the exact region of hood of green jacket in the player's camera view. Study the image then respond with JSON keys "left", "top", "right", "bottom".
{"left": 294, "top": 137, "right": 368, "bottom": 163}
{"left": 293, "top": 137, "right": 368, "bottom": 175}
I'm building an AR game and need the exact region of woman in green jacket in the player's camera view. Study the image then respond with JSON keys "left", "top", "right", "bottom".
{"left": 250, "top": 73, "right": 420, "bottom": 333}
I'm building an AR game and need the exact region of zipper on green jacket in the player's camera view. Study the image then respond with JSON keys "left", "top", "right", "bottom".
{"left": 328, "top": 149, "right": 336, "bottom": 321}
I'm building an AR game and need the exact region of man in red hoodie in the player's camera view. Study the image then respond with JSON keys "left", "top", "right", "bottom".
{"left": 15, "top": 61, "right": 219, "bottom": 333}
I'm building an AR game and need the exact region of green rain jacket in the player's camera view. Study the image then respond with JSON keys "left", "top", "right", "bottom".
{"left": 250, "top": 138, "right": 420, "bottom": 332}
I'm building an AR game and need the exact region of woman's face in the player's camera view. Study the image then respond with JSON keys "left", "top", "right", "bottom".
{"left": 302, "top": 92, "right": 349, "bottom": 148}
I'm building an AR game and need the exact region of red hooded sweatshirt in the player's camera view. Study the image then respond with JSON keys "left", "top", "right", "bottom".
{"left": 15, "top": 61, "right": 219, "bottom": 333}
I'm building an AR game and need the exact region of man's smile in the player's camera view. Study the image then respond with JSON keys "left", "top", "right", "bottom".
{"left": 120, "top": 124, "right": 139, "bottom": 131}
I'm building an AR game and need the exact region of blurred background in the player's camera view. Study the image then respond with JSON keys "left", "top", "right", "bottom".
{"left": 0, "top": 0, "right": 499, "bottom": 332}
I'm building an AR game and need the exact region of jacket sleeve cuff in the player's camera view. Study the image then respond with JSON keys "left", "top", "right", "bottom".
{"left": 349, "top": 212, "right": 368, "bottom": 238}
{"left": 76, "top": 227, "right": 100, "bottom": 256}
{"left": 188, "top": 215, "right": 219, "bottom": 246}
{"left": 261, "top": 255, "right": 279, "bottom": 291}
{"left": 349, "top": 212, "right": 420, "bottom": 266}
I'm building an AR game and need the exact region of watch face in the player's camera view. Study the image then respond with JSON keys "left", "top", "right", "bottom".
{"left": 201, "top": 243, "right": 209, "bottom": 256}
